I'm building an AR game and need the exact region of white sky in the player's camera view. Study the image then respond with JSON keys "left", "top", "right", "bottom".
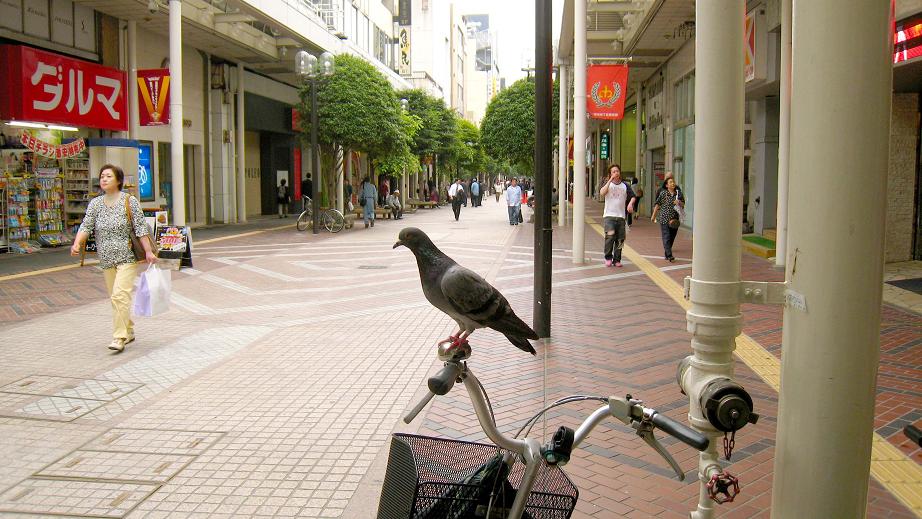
{"left": 456, "top": 0, "right": 566, "bottom": 83}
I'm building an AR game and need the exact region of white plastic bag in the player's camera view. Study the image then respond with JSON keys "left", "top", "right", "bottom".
{"left": 674, "top": 202, "right": 686, "bottom": 223}
{"left": 133, "top": 264, "right": 171, "bottom": 317}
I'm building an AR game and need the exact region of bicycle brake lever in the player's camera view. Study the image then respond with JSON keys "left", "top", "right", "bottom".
{"left": 634, "top": 421, "right": 685, "bottom": 481}
{"left": 611, "top": 396, "right": 686, "bottom": 481}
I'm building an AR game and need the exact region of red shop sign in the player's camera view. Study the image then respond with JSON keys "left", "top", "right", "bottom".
{"left": 0, "top": 45, "right": 128, "bottom": 131}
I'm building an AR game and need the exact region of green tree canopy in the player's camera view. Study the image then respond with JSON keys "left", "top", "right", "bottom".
{"left": 298, "top": 54, "right": 404, "bottom": 158}
{"left": 397, "top": 89, "right": 457, "bottom": 159}
{"left": 480, "top": 77, "right": 559, "bottom": 173}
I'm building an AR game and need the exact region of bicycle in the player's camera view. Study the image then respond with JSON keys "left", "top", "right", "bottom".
{"left": 296, "top": 195, "right": 345, "bottom": 233}
{"left": 378, "top": 342, "right": 727, "bottom": 519}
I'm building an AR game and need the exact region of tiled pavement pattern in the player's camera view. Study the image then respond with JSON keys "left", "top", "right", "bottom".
{"left": 0, "top": 199, "right": 917, "bottom": 518}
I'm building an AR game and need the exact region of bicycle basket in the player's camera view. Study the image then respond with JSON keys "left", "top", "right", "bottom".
{"left": 376, "top": 433, "right": 578, "bottom": 519}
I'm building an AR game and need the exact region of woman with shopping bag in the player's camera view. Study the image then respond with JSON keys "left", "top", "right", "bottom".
{"left": 70, "top": 164, "right": 157, "bottom": 353}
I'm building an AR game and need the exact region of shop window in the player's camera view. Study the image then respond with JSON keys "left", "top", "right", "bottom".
{"left": 674, "top": 72, "right": 695, "bottom": 127}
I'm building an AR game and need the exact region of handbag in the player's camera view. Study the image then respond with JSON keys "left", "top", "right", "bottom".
{"left": 124, "top": 196, "right": 156, "bottom": 262}
{"left": 360, "top": 197, "right": 366, "bottom": 207}
{"left": 668, "top": 218, "right": 681, "bottom": 229}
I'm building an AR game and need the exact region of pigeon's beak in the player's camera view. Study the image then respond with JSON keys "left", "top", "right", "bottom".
{"left": 393, "top": 240, "right": 404, "bottom": 249}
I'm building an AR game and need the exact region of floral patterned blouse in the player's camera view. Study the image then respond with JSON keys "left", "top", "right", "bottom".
{"left": 654, "top": 188, "right": 685, "bottom": 225}
{"left": 78, "top": 192, "right": 149, "bottom": 269}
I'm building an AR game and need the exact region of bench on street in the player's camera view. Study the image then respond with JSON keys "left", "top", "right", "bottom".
{"left": 407, "top": 199, "right": 438, "bottom": 209}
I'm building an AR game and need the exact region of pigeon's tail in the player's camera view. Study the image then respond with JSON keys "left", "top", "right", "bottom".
{"left": 505, "top": 334, "right": 537, "bottom": 355}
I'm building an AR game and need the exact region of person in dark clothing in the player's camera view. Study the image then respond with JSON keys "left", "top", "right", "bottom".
{"left": 301, "top": 174, "right": 313, "bottom": 212}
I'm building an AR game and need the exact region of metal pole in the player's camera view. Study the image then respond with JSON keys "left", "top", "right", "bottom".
{"left": 311, "top": 78, "right": 320, "bottom": 235}
{"left": 571, "top": 0, "right": 587, "bottom": 264}
{"left": 236, "top": 63, "right": 247, "bottom": 223}
{"left": 127, "top": 20, "right": 138, "bottom": 140}
{"left": 771, "top": 1, "right": 891, "bottom": 516}
{"left": 684, "top": 2, "right": 745, "bottom": 517}
{"left": 774, "top": 0, "right": 792, "bottom": 268}
{"left": 533, "top": 0, "right": 552, "bottom": 338}
{"left": 169, "top": 0, "right": 185, "bottom": 226}
{"left": 558, "top": 63, "right": 568, "bottom": 227}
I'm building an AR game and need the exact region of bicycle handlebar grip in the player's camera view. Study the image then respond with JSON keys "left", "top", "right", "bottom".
{"left": 428, "top": 364, "right": 462, "bottom": 396}
{"left": 651, "top": 412, "right": 710, "bottom": 451}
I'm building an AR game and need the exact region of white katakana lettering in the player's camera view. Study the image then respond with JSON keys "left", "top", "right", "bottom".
{"left": 30, "top": 62, "right": 63, "bottom": 112}
{"left": 95, "top": 76, "right": 121, "bottom": 120}
{"left": 65, "top": 69, "right": 94, "bottom": 115}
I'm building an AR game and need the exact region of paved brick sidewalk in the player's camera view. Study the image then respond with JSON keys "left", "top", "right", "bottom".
{"left": 0, "top": 197, "right": 917, "bottom": 518}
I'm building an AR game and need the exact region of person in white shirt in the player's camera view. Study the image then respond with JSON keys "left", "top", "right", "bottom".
{"left": 599, "top": 165, "right": 636, "bottom": 267}
{"left": 386, "top": 189, "right": 403, "bottom": 220}
{"left": 447, "top": 179, "right": 465, "bottom": 221}
{"left": 504, "top": 178, "right": 524, "bottom": 226}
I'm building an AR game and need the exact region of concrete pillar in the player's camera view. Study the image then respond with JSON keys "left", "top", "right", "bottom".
{"left": 209, "top": 83, "right": 234, "bottom": 223}
{"left": 127, "top": 21, "right": 139, "bottom": 140}
{"left": 572, "top": 0, "right": 587, "bottom": 264}
{"left": 775, "top": 0, "right": 792, "bottom": 267}
{"left": 558, "top": 63, "right": 568, "bottom": 227}
{"left": 750, "top": 97, "right": 779, "bottom": 234}
{"left": 169, "top": 0, "right": 185, "bottom": 226}
{"left": 770, "top": 1, "right": 892, "bottom": 517}
{"left": 235, "top": 63, "right": 247, "bottom": 223}
{"left": 683, "top": 2, "right": 745, "bottom": 517}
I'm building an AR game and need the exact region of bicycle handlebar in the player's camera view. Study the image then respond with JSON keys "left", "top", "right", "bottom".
{"left": 650, "top": 410, "right": 709, "bottom": 451}
{"left": 428, "top": 363, "right": 461, "bottom": 395}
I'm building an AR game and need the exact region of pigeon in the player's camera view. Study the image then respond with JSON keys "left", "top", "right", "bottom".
{"left": 393, "top": 227, "right": 538, "bottom": 355}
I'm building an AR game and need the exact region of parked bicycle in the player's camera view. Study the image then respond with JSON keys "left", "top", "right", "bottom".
{"left": 296, "top": 195, "right": 345, "bottom": 233}
{"left": 377, "top": 342, "right": 730, "bottom": 519}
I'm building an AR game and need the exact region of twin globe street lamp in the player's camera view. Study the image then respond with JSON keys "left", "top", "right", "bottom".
{"left": 295, "top": 50, "right": 335, "bottom": 234}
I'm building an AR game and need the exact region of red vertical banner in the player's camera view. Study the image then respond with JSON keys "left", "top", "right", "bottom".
{"left": 293, "top": 147, "right": 302, "bottom": 200}
{"left": 586, "top": 65, "right": 629, "bottom": 120}
{"left": 137, "top": 68, "right": 171, "bottom": 126}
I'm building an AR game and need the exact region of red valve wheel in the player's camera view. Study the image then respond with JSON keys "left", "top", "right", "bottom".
{"left": 706, "top": 471, "right": 740, "bottom": 504}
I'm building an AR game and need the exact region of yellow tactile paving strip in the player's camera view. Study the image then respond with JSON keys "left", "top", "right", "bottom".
{"left": 586, "top": 217, "right": 922, "bottom": 517}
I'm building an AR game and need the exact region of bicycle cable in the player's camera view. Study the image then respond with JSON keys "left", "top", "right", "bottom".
{"left": 514, "top": 395, "right": 610, "bottom": 440}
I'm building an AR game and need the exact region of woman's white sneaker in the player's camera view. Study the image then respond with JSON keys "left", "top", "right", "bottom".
{"left": 108, "top": 339, "right": 126, "bottom": 352}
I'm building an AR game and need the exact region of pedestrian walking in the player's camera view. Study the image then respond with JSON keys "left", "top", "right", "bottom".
{"left": 277, "top": 179, "right": 290, "bottom": 218}
{"left": 360, "top": 176, "right": 378, "bottom": 228}
{"left": 69, "top": 164, "right": 157, "bottom": 352}
{"left": 471, "top": 178, "right": 481, "bottom": 207}
{"left": 651, "top": 177, "right": 685, "bottom": 262}
{"left": 505, "top": 177, "right": 523, "bottom": 225}
{"left": 627, "top": 177, "right": 643, "bottom": 226}
{"left": 494, "top": 180, "right": 502, "bottom": 202}
{"left": 448, "top": 178, "right": 465, "bottom": 221}
{"left": 600, "top": 165, "right": 636, "bottom": 268}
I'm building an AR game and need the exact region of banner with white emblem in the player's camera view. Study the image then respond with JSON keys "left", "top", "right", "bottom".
{"left": 587, "top": 64, "right": 629, "bottom": 120}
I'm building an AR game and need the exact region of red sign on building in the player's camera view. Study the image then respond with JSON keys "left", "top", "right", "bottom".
{"left": 586, "top": 64, "right": 629, "bottom": 120}
{"left": 137, "top": 69, "right": 170, "bottom": 126}
{"left": 0, "top": 45, "right": 128, "bottom": 131}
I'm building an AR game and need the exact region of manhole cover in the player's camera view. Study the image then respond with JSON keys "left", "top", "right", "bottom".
{"left": 83, "top": 428, "right": 225, "bottom": 456}
{"left": 358, "top": 265, "right": 387, "bottom": 269}
{"left": 36, "top": 451, "right": 196, "bottom": 484}
{"left": 0, "top": 393, "right": 107, "bottom": 422}
{"left": 0, "top": 479, "right": 157, "bottom": 518}
{"left": 0, "top": 375, "right": 142, "bottom": 402}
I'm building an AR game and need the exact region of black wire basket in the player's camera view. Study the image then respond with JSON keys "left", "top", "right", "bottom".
{"left": 377, "top": 433, "right": 578, "bottom": 519}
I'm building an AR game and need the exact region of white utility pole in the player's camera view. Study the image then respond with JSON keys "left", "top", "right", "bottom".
{"left": 236, "top": 63, "right": 247, "bottom": 223}
{"left": 774, "top": 0, "right": 792, "bottom": 268}
{"left": 571, "top": 0, "right": 587, "bottom": 264}
{"left": 771, "top": 1, "right": 892, "bottom": 516}
{"left": 169, "top": 0, "right": 185, "bottom": 226}
{"left": 558, "top": 62, "right": 568, "bottom": 227}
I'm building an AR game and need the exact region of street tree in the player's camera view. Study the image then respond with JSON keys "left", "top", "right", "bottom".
{"left": 480, "top": 77, "right": 559, "bottom": 173}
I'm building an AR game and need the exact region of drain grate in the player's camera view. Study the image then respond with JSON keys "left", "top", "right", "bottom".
{"left": 0, "top": 479, "right": 158, "bottom": 518}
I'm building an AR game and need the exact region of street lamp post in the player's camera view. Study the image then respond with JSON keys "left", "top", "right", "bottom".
{"left": 296, "top": 50, "right": 335, "bottom": 234}
{"left": 400, "top": 98, "right": 408, "bottom": 207}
